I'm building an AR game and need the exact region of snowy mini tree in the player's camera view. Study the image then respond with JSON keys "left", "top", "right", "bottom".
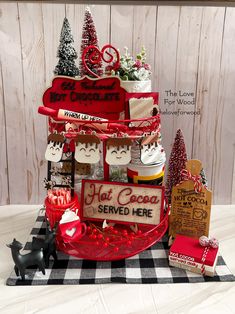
{"left": 79, "top": 7, "right": 103, "bottom": 77}
{"left": 165, "top": 129, "right": 188, "bottom": 204}
{"left": 200, "top": 168, "right": 208, "bottom": 188}
{"left": 54, "top": 17, "right": 79, "bottom": 77}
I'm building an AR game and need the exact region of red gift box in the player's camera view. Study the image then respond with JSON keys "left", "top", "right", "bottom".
{"left": 169, "top": 235, "right": 219, "bottom": 277}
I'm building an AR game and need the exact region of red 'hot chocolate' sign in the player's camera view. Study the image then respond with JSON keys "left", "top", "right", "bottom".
{"left": 42, "top": 76, "right": 126, "bottom": 120}
{"left": 81, "top": 180, "right": 164, "bottom": 225}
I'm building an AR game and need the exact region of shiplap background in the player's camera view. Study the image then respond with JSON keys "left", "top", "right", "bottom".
{"left": 0, "top": 2, "right": 235, "bottom": 205}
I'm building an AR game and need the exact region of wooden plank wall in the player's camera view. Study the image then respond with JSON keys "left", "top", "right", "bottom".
{"left": 0, "top": 3, "right": 234, "bottom": 205}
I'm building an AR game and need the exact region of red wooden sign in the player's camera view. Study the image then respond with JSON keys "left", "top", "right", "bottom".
{"left": 42, "top": 76, "right": 127, "bottom": 120}
{"left": 81, "top": 179, "right": 165, "bottom": 226}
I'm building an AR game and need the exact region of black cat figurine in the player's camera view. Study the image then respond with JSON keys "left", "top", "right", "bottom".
{"left": 7, "top": 238, "right": 45, "bottom": 281}
{"left": 32, "top": 220, "right": 58, "bottom": 267}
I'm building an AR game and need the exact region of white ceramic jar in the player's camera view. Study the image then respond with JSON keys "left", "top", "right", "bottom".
{"left": 120, "top": 80, "right": 151, "bottom": 92}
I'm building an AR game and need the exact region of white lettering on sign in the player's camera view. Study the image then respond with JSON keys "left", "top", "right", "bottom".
{"left": 81, "top": 180, "right": 164, "bottom": 225}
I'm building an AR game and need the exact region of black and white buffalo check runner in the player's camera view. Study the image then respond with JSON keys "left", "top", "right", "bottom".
{"left": 6, "top": 208, "right": 235, "bottom": 285}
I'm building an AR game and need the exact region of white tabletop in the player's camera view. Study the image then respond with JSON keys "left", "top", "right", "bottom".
{"left": 0, "top": 204, "right": 235, "bottom": 314}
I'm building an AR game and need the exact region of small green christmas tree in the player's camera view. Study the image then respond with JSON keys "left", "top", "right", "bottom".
{"left": 54, "top": 17, "right": 79, "bottom": 77}
{"left": 165, "top": 129, "right": 188, "bottom": 204}
{"left": 79, "top": 7, "right": 103, "bottom": 77}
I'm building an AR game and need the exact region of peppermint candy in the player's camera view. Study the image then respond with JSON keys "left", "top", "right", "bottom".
{"left": 209, "top": 237, "right": 219, "bottom": 249}
{"left": 199, "top": 236, "right": 219, "bottom": 249}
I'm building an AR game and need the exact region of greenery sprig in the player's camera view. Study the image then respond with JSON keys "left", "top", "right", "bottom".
{"left": 108, "top": 46, "right": 151, "bottom": 81}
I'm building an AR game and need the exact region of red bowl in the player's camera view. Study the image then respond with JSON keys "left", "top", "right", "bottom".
{"left": 56, "top": 206, "right": 169, "bottom": 261}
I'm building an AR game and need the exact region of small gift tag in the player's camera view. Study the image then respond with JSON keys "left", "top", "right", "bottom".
{"left": 169, "top": 160, "right": 212, "bottom": 238}
{"left": 45, "top": 133, "right": 65, "bottom": 162}
{"left": 106, "top": 137, "right": 132, "bottom": 165}
{"left": 75, "top": 134, "right": 100, "bottom": 164}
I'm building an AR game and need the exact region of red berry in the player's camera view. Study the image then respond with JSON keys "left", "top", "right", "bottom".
{"left": 95, "top": 241, "right": 99, "bottom": 246}
{"left": 98, "top": 234, "right": 103, "bottom": 239}
{"left": 93, "top": 229, "right": 98, "bottom": 234}
{"left": 137, "top": 230, "right": 142, "bottom": 235}
{"left": 105, "top": 237, "right": 110, "bottom": 242}
{"left": 103, "top": 242, "right": 108, "bottom": 247}
{"left": 92, "top": 234, "right": 97, "bottom": 240}
{"left": 114, "top": 247, "right": 119, "bottom": 252}
{"left": 113, "top": 230, "right": 118, "bottom": 235}
{"left": 87, "top": 226, "right": 91, "bottom": 232}
{"left": 127, "top": 240, "right": 132, "bottom": 246}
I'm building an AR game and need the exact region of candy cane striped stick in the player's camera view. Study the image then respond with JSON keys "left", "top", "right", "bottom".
{"left": 201, "top": 264, "right": 205, "bottom": 275}
{"left": 199, "top": 236, "right": 219, "bottom": 276}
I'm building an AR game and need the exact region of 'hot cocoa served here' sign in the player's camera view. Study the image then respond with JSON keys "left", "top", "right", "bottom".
{"left": 81, "top": 180, "right": 164, "bottom": 225}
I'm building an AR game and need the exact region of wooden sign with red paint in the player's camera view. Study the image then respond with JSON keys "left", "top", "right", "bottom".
{"left": 169, "top": 160, "right": 212, "bottom": 238}
{"left": 81, "top": 180, "right": 165, "bottom": 226}
{"left": 42, "top": 76, "right": 126, "bottom": 120}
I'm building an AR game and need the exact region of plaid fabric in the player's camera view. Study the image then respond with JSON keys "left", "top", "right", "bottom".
{"left": 6, "top": 208, "right": 235, "bottom": 285}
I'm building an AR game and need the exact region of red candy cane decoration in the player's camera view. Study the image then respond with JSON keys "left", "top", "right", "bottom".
{"left": 82, "top": 44, "right": 120, "bottom": 78}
